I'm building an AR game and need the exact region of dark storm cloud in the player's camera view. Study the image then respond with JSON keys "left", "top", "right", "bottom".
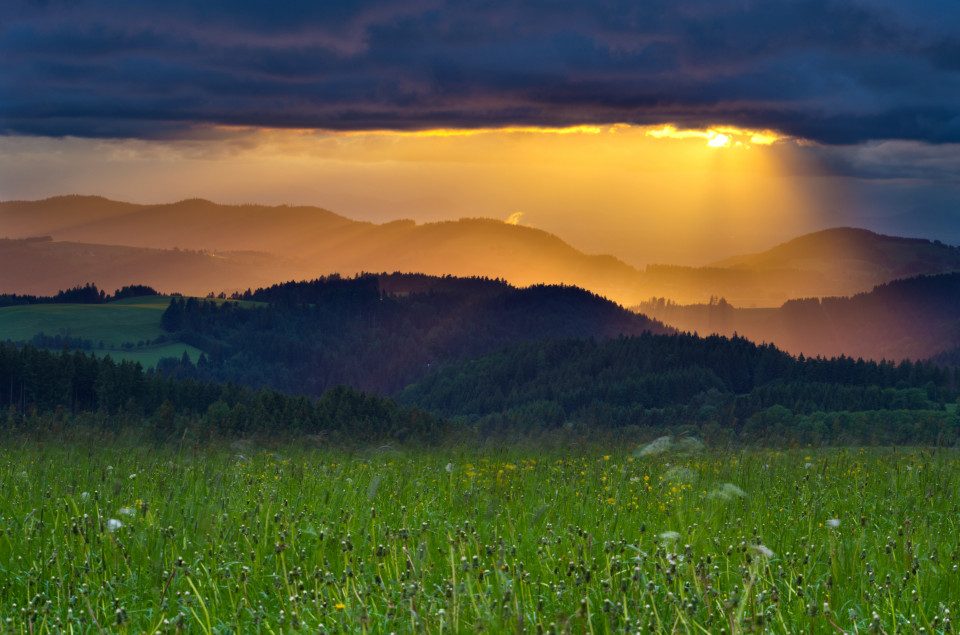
{"left": 2, "top": 0, "right": 959, "bottom": 144}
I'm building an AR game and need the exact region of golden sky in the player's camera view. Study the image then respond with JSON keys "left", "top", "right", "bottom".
{"left": 0, "top": 124, "right": 852, "bottom": 266}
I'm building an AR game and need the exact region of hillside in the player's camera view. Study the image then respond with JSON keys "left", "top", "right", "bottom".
{"left": 0, "top": 237, "right": 295, "bottom": 297}
{"left": 1, "top": 275, "right": 956, "bottom": 446}
{"left": 6, "top": 197, "right": 960, "bottom": 306}
{"left": 713, "top": 227, "right": 960, "bottom": 280}
{"left": 157, "top": 274, "right": 672, "bottom": 396}
{"left": 636, "top": 272, "right": 960, "bottom": 361}
{"left": 395, "top": 332, "right": 953, "bottom": 440}
{"left": 1, "top": 197, "right": 644, "bottom": 301}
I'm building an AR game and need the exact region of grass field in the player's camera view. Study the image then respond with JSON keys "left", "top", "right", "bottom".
{"left": 0, "top": 296, "right": 202, "bottom": 368}
{"left": 0, "top": 439, "right": 957, "bottom": 633}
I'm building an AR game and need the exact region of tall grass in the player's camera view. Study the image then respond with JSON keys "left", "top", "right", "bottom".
{"left": 0, "top": 440, "right": 957, "bottom": 633}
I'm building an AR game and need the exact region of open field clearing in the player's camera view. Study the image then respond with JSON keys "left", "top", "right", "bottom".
{"left": 0, "top": 296, "right": 202, "bottom": 368}
{"left": 0, "top": 442, "right": 958, "bottom": 633}
{"left": 0, "top": 297, "right": 172, "bottom": 346}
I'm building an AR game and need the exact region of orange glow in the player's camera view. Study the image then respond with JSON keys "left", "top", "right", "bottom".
{"left": 2, "top": 122, "right": 830, "bottom": 268}
{"left": 645, "top": 124, "right": 788, "bottom": 147}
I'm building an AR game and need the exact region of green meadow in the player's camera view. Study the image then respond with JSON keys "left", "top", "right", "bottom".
{"left": 1, "top": 441, "right": 957, "bottom": 633}
{"left": 0, "top": 296, "right": 202, "bottom": 368}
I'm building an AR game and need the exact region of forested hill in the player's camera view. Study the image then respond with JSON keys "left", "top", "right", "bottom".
{"left": 159, "top": 274, "right": 672, "bottom": 396}
{"left": 396, "top": 333, "right": 956, "bottom": 441}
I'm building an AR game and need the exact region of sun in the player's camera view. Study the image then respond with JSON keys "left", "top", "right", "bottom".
{"left": 707, "top": 133, "right": 730, "bottom": 148}
{"left": 645, "top": 124, "right": 786, "bottom": 148}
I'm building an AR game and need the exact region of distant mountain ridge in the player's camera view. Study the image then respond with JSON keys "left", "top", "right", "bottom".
{"left": 712, "top": 227, "right": 960, "bottom": 280}
{"left": 3, "top": 197, "right": 960, "bottom": 306}
{"left": 637, "top": 272, "right": 960, "bottom": 361}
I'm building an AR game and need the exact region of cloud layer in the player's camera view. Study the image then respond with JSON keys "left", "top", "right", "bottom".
{"left": 3, "top": 0, "right": 960, "bottom": 144}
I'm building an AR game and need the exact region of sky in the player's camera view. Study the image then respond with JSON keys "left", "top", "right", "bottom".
{"left": 2, "top": 0, "right": 960, "bottom": 265}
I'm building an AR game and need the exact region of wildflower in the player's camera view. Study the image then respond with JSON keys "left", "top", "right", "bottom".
{"left": 334, "top": 603, "right": 346, "bottom": 610}
{"left": 129, "top": 473, "right": 137, "bottom": 479}
{"left": 827, "top": 518, "right": 841, "bottom": 528}
{"left": 106, "top": 519, "right": 123, "bottom": 532}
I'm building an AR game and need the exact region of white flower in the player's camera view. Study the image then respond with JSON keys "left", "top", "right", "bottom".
{"left": 129, "top": 473, "right": 137, "bottom": 479}
{"left": 751, "top": 544, "right": 774, "bottom": 559}
{"left": 106, "top": 519, "right": 123, "bottom": 532}
{"left": 445, "top": 462, "right": 453, "bottom": 473}
{"left": 827, "top": 518, "right": 841, "bottom": 528}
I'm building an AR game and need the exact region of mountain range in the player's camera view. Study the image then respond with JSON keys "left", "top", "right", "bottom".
{"left": 4, "top": 196, "right": 960, "bottom": 306}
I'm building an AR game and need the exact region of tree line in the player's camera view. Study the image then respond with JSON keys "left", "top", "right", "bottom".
{"left": 0, "top": 342, "right": 446, "bottom": 444}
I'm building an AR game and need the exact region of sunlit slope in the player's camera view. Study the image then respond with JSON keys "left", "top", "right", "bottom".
{"left": 0, "top": 195, "right": 140, "bottom": 237}
{"left": 0, "top": 296, "right": 202, "bottom": 367}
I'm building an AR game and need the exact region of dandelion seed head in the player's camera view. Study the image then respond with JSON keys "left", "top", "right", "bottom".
{"left": 751, "top": 544, "right": 774, "bottom": 558}
{"left": 827, "top": 518, "right": 841, "bottom": 528}
{"left": 118, "top": 507, "right": 135, "bottom": 517}
{"left": 711, "top": 483, "right": 746, "bottom": 500}
{"left": 659, "top": 531, "right": 681, "bottom": 542}
{"left": 445, "top": 462, "right": 453, "bottom": 473}
{"left": 106, "top": 519, "right": 123, "bottom": 532}
{"left": 636, "top": 436, "right": 672, "bottom": 457}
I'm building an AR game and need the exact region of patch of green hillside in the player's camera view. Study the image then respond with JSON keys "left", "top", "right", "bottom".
{"left": 0, "top": 295, "right": 168, "bottom": 344}
{"left": 0, "top": 295, "right": 203, "bottom": 367}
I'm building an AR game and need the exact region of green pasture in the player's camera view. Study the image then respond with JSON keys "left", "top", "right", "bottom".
{"left": 0, "top": 296, "right": 201, "bottom": 367}
{"left": 0, "top": 441, "right": 957, "bottom": 633}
